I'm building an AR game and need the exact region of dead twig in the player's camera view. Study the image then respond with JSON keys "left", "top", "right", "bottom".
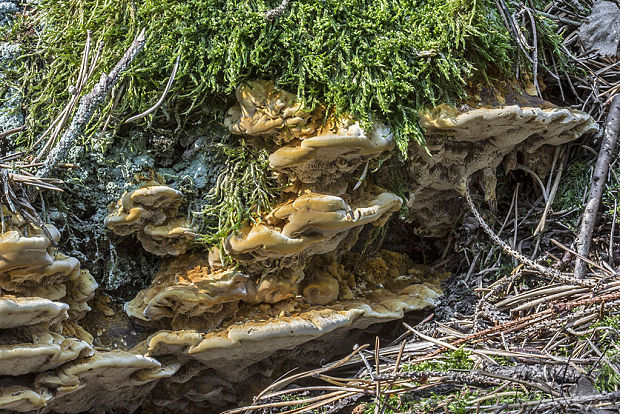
{"left": 124, "top": 54, "right": 180, "bottom": 124}
{"left": 37, "top": 29, "right": 147, "bottom": 178}
{"left": 265, "top": 0, "right": 291, "bottom": 21}
{"left": 574, "top": 94, "right": 620, "bottom": 278}
{"left": 0, "top": 125, "right": 26, "bottom": 140}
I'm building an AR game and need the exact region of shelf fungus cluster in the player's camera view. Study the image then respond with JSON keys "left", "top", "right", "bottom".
{"left": 104, "top": 185, "right": 195, "bottom": 256}
{"left": 226, "top": 191, "right": 402, "bottom": 262}
{"left": 405, "top": 90, "right": 598, "bottom": 236}
{"left": 122, "top": 83, "right": 429, "bottom": 341}
{"left": 0, "top": 81, "right": 598, "bottom": 413}
{"left": 0, "top": 209, "right": 97, "bottom": 320}
{"left": 226, "top": 81, "right": 395, "bottom": 190}
{"left": 0, "top": 210, "right": 100, "bottom": 412}
{"left": 0, "top": 211, "right": 179, "bottom": 413}
{"left": 104, "top": 80, "right": 443, "bottom": 409}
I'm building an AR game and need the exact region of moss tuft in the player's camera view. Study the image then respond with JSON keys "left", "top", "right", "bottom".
{"left": 4, "top": 0, "right": 519, "bottom": 153}
{"left": 403, "top": 347, "right": 474, "bottom": 372}
{"left": 193, "top": 140, "right": 279, "bottom": 251}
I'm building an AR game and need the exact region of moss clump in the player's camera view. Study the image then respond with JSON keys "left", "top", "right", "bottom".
{"left": 403, "top": 348, "right": 474, "bottom": 372}
{"left": 5, "top": 0, "right": 518, "bottom": 154}
{"left": 555, "top": 161, "right": 590, "bottom": 209}
{"left": 194, "top": 140, "right": 279, "bottom": 250}
{"left": 362, "top": 389, "right": 477, "bottom": 414}
{"left": 588, "top": 315, "right": 620, "bottom": 392}
{"left": 595, "top": 351, "right": 620, "bottom": 392}
{"left": 553, "top": 161, "right": 590, "bottom": 222}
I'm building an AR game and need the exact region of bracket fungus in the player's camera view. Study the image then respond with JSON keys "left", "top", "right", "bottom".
{"left": 0, "top": 331, "right": 93, "bottom": 376}
{"left": 0, "top": 209, "right": 59, "bottom": 273}
{"left": 0, "top": 213, "right": 98, "bottom": 320}
{"left": 0, "top": 386, "right": 51, "bottom": 412}
{"left": 245, "top": 268, "right": 303, "bottom": 304}
{"left": 0, "top": 254, "right": 97, "bottom": 320}
{"left": 125, "top": 261, "right": 249, "bottom": 330}
{"left": 0, "top": 209, "right": 100, "bottom": 412}
{"left": 105, "top": 185, "right": 195, "bottom": 256}
{"left": 405, "top": 101, "right": 598, "bottom": 236}
{"left": 225, "top": 81, "right": 395, "bottom": 187}
{"left": 269, "top": 119, "right": 395, "bottom": 185}
{"left": 301, "top": 273, "right": 340, "bottom": 305}
{"left": 224, "top": 80, "right": 313, "bottom": 138}
{"left": 32, "top": 351, "right": 177, "bottom": 413}
{"left": 0, "top": 296, "right": 68, "bottom": 329}
{"left": 132, "top": 277, "right": 441, "bottom": 408}
{"left": 0, "top": 298, "right": 92, "bottom": 379}
{"left": 226, "top": 191, "right": 402, "bottom": 261}
{"left": 125, "top": 254, "right": 305, "bottom": 329}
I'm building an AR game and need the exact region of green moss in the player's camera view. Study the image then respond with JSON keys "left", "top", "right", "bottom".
{"left": 194, "top": 140, "right": 279, "bottom": 251}
{"left": 593, "top": 315, "right": 620, "bottom": 331}
{"left": 363, "top": 389, "right": 478, "bottom": 414}
{"left": 596, "top": 361, "right": 620, "bottom": 393}
{"left": 553, "top": 161, "right": 590, "bottom": 229}
{"left": 603, "top": 159, "right": 620, "bottom": 220}
{"left": 490, "top": 355, "right": 515, "bottom": 366}
{"left": 365, "top": 387, "right": 547, "bottom": 413}
{"left": 5, "top": 0, "right": 518, "bottom": 154}
{"left": 588, "top": 315, "right": 620, "bottom": 392}
{"left": 403, "top": 348, "right": 474, "bottom": 372}
{"left": 362, "top": 395, "right": 412, "bottom": 414}
{"left": 480, "top": 389, "right": 545, "bottom": 407}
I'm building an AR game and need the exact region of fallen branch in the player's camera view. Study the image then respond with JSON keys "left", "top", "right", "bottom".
{"left": 488, "top": 389, "right": 620, "bottom": 412}
{"left": 32, "top": 31, "right": 101, "bottom": 162}
{"left": 574, "top": 94, "right": 620, "bottom": 278}
{"left": 37, "top": 28, "right": 147, "bottom": 178}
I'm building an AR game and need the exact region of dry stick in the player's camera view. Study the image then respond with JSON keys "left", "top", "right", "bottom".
{"left": 37, "top": 29, "right": 147, "bottom": 179}
{"left": 264, "top": 0, "right": 290, "bottom": 20}
{"left": 489, "top": 389, "right": 620, "bottom": 411}
{"left": 223, "top": 391, "right": 352, "bottom": 414}
{"left": 374, "top": 337, "right": 381, "bottom": 414}
{"left": 282, "top": 392, "right": 360, "bottom": 414}
{"left": 515, "top": 164, "right": 548, "bottom": 201}
{"left": 255, "top": 344, "right": 369, "bottom": 400}
{"left": 550, "top": 238, "right": 613, "bottom": 276}
{"left": 610, "top": 199, "right": 617, "bottom": 264}
{"left": 393, "top": 340, "right": 406, "bottom": 374}
{"left": 525, "top": 2, "right": 541, "bottom": 97}
{"left": 574, "top": 94, "right": 620, "bottom": 278}
{"left": 534, "top": 147, "right": 566, "bottom": 236}
{"left": 512, "top": 183, "right": 519, "bottom": 266}
{"left": 33, "top": 31, "right": 96, "bottom": 162}
{"left": 124, "top": 54, "right": 180, "bottom": 124}
{"left": 0, "top": 125, "right": 25, "bottom": 140}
